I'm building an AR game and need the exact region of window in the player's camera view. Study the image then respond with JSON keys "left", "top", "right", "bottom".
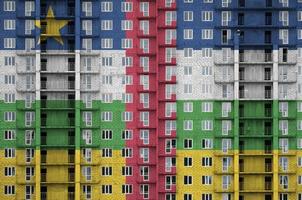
{"left": 25, "top": 20, "right": 34, "bottom": 35}
{"left": 201, "top": 139, "right": 213, "bottom": 149}
{"left": 4, "top": 112, "right": 15, "bottom": 122}
{"left": 83, "top": 185, "right": 91, "bottom": 199}
{"left": 122, "top": 57, "right": 133, "bottom": 67}
{"left": 279, "top": 175, "right": 288, "bottom": 189}
{"left": 184, "top": 84, "right": 192, "bottom": 94}
{"left": 102, "top": 75, "right": 112, "bottom": 85}
{"left": 201, "top": 176, "right": 212, "bottom": 185}
{"left": 4, "top": 167, "right": 15, "bottom": 176}
{"left": 139, "top": 93, "right": 149, "bottom": 108}
{"left": 299, "top": 11, "right": 302, "bottom": 21}
{"left": 4, "top": 94, "right": 15, "bottom": 103}
{"left": 5, "top": 148, "right": 15, "bottom": 158}
{"left": 279, "top": 120, "right": 288, "bottom": 135}
{"left": 4, "top": 38, "right": 15, "bottom": 49}
{"left": 101, "top": 20, "right": 113, "bottom": 30}
{"left": 25, "top": 1, "right": 35, "bottom": 16}
{"left": 4, "top": 130, "right": 15, "bottom": 140}
{"left": 140, "top": 130, "right": 149, "bottom": 144}
{"left": 202, "top": 29, "right": 213, "bottom": 39}
{"left": 101, "top": 130, "right": 112, "bottom": 140}
{"left": 4, "top": 20, "right": 15, "bottom": 30}
{"left": 184, "top": 29, "right": 193, "bottom": 39}
{"left": 101, "top": 93, "right": 113, "bottom": 103}
{"left": 299, "top": 29, "right": 302, "bottom": 40}
{"left": 122, "top": 130, "right": 133, "bottom": 140}
{"left": 83, "top": 112, "right": 92, "bottom": 126}
{"left": 83, "top": 166, "right": 92, "bottom": 181}
{"left": 121, "top": 2, "right": 133, "bottom": 12}
{"left": 101, "top": 1, "right": 113, "bottom": 12}
{"left": 184, "top": 120, "right": 193, "bottom": 130}
{"left": 279, "top": 11, "right": 289, "bottom": 26}
{"left": 184, "top": 102, "right": 193, "bottom": 112}
{"left": 165, "top": 11, "right": 177, "bottom": 25}
{"left": 4, "top": 1, "right": 15, "bottom": 11}
{"left": 222, "top": 176, "right": 231, "bottom": 189}
{"left": 201, "top": 102, "right": 213, "bottom": 112}
{"left": 298, "top": 157, "right": 302, "bottom": 167}
{"left": 184, "top": 194, "right": 192, "bottom": 200}
{"left": 122, "top": 111, "right": 133, "bottom": 122}
{"left": 222, "top": 102, "right": 232, "bottom": 117}
{"left": 82, "top": 38, "right": 92, "bottom": 51}
{"left": 122, "top": 184, "right": 133, "bottom": 194}
{"left": 121, "top": 39, "right": 133, "bottom": 49}
{"left": 101, "top": 148, "right": 112, "bottom": 158}
{"left": 139, "top": 148, "right": 149, "bottom": 163}
{"left": 140, "top": 20, "right": 149, "bottom": 35}
{"left": 201, "top": 66, "right": 212, "bottom": 75}
{"left": 223, "top": 157, "right": 231, "bottom": 172}
{"left": 82, "top": 1, "right": 92, "bottom": 16}
{"left": 222, "top": 120, "right": 232, "bottom": 135}
{"left": 184, "top": 175, "right": 192, "bottom": 185}
{"left": 279, "top": 138, "right": 289, "bottom": 153}
{"left": 4, "top": 185, "right": 15, "bottom": 195}
{"left": 202, "top": 48, "right": 212, "bottom": 57}
{"left": 4, "top": 56, "right": 15, "bottom": 66}
{"left": 202, "top": 11, "right": 213, "bottom": 21}
{"left": 201, "top": 157, "right": 212, "bottom": 167}
{"left": 184, "top": 66, "right": 192, "bottom": 75}
{"left": 83, "top": 148, "right": 92, "bottom": 162}
{"left": 184, "top": 157, "right": 193, "bottom": 167}
{"left": 279, "top": 29, "right": 288, "bottom": 44}
{"left": 122, "top": 166, "right": 133, "bottom": 176}
{"left": 82, "top": 130, "right": 92, "bottom": 144}
{"left": 101, "top": 38, "right": 113, "bottom": 49}
{"left": 184, "top": 11, "right": 193, "bottom": 21}
{"left": 201, "top": 120, "right": 213, "bottom": 131}
{"left": 140, "top": 2, "right": 149, "bottom": 16}
{"left": 298, "top": 138, "right": 302, "bottom": 149}
{"left": 184, "top": 139, "right": 193, "bottom": 149}
{"left": 25, "top": 112, "right": 35, "bottom": 127}
{"left": 101, "top": 185, "right": 112, "bottom": 194}
{"left": 140, "top": 112, "right": 149, "bottom": 126}
{"left": 121, "top": 148, "right": 133, "bottom": 158}
{"left": 25, "top": 130, "right": 34, "bottom": 145}
{"left": 222, "top": 11, "right": 231, "bottom": 26}
{"left": 82, "top": 20, "right": 92, "bottom": 35}
{"left": 101, "top": 166, "right": 112, "bottom": 176}
{"left": 122, "top": 93, "right": 133, "bottom": 103}
{"left": 222, "top": 139, "right": 232, "bottom": 153}
{"left": 204, "top": 0, "right": 213, "bottom": 2}
{"left": 121, "top": 20, "right": 133, "bottom": 30}
{"left": 299, "top": 102, "right": 302, "bottom": 112}
{"left": 184, "top": 48, "right": 193, "bottom": 57}
{"left": 101, "top": 111, "right": 113, "bottom": 121}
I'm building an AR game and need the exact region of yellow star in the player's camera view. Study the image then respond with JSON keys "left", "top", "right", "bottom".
{"left": 35, "top": 6, "right": 69, "bottom": 45}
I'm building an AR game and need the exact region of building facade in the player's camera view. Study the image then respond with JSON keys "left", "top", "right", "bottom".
{"left": 0, "top": 0, "right": 302, "bottom": 200}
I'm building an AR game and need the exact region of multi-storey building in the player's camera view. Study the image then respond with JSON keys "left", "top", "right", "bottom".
{"left": 0, "top": 0, "right": 302, "bottom": 200}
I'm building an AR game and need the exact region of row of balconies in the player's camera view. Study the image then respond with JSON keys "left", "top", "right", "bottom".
{"left": 215, "top": 51, "right": 297, "bottom": 64}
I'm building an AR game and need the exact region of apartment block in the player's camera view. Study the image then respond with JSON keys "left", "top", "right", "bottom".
{"left": 0, "top": 0, "right": 302, "bottom": 200}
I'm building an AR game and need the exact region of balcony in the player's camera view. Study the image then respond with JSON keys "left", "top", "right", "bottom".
{"left": 41, "top": 81, "right": 75, "bottom": 91}
{"left": 41, "top": 173, "right": 47, "bottom": 182}
{"left": 68, "top": 192, "right": 75, "bottom": 200}
{"left": 41, "top": 100, "right": 75, "bottom": 109}
{"left": 41, "top": 192, "right": 47, "bottom": 200}
{"left": 239, "top": 52, "right": 273, "bottom": 63}
{"left": 68, "top": 173, "right": 75, "bottom": 182}
{"left": 265, "top": 182, "right": 272, "bottom": 190}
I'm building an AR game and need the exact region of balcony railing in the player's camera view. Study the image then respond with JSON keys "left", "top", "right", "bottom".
{"left": 68, "top": 173, "right": 75, "bottom": 182}
{"left": 265, "top": 164, "right": 272, "bottom": 172}
{"left": 41, "top": 155, "right": 46, "bottom": 164}
{"left": 41, "top": 173, "right": 47, "bottom": 182}
{"left": 41, "top": 192, "right": 47, "bottom": 200}
{"left": 41, "top": 81, "right": 75, "bottom": 90}
{"left": 265, "top": 182, "right": 272, "bottom": 190}
{"left": 264, "top": 146, "right": 272, "bottom": 154}
{"left": 68, "top": 192, "right": 75, "bottom": 200}
{"left": 68, "top": 155, "right": 75, "bottom": 163}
